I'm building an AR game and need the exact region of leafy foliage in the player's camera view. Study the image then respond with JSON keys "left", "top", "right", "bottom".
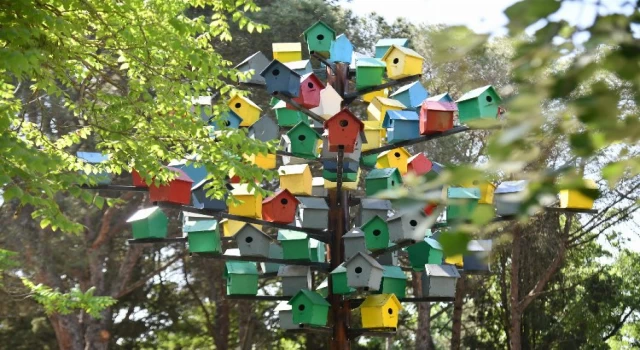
{"left": 22, "top": 279, "right": 117, "bottom": 318}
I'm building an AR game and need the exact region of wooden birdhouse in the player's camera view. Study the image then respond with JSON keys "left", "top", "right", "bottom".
{"left": 387, "top": 210, "right": 428, "bottom": 243}
{"left": 285, "top": 122, "right": 322, "bottom": 159}
{"left": 279, "top": 265, "right": 312, "bottom": 296}
{"left": 289, "top": 73, "right": 325, "bottom": 109}
{"left": 363, "top": 87, "right": 390, "bottom": 103}
{"left": 312, "top": 177, "right": 327, "bottom": 197}
{"left": 494, "top": 180, "right": 528, "bottom": 216}
{"left": 310, "top": 239, "right": 326, "bottom": 263}
{"left": 427, "top": 92, "right": 454, "bottom": 102}
{"left": 461, "top": 180, "right": 496, "bottom": 205}
{"left": 406, "top": 237, "right": 444, "bottom": 271}
{"left": 278, "top": 230, "right": 311, "bottom": 260}
{"left": 192, "top": 96, "right": 212, "bottom": 123}
{"left": 227, "top": 94, "right": 262, "bottom": 127}
{"left": 272, "top": 42, "right": 302, "bottom": 63}
{"left": 362, "top": 121, "right": 385, "bottom": 151}
{"left": 361, "top": 215, "right": 390, "bottom": 251}
{"left": 374, "top": 38, "right": 409, "bottom": 58}
{"left": 248, "top": 115, "right": 279, "bottom": 142}
{"left": 464, "top": 239, "right": 492, "bottom": 273}
{"left": 228, "top": 183, "right": 262, "bottom": 218}
{"left": 367, "top": 96, "right": 406, "bottom": 124}
{"left": 419, "top": 101, "right": 457, "bottom": 134}
{"left": 210, "top": 110, "right": 243, "bottom": 130}
{"left": 278, "top": 164, "right": 312, "bottom": 195}
{"left": 262, "top": 189, "right": 300, "bottom": 224}
{"left": 284, "top": 59, "right": 313, "bottom": 76}
{"left": 148, "top": 167, "right": 193, "bottom": 205}
{"left": 425, "top": 161, "right": 445, "bottom": 182}
{"left": 321, "top": 134, "right": 362, "bottom": 163}
{"left": 323, "top": 108, "right": 365, "bottom": 153}
{"left": 224, "top": 261, "right": 259, "bottom": 296}
{"left": 296, "top": 197, "right": 329, "bottom": 229}
{"left": 274, "top": 100, "right": 307, "bottom": 127}
{"left": 77, "top": 152, "right": 111, "bottom": 184}
{"left": 260, "top": 60, "right": 301, "bottom": 97}
{"left": 234, "top": 51, "right": 270, "bottom": 85}
{"left": 376, "top": 243, "right": 399, "bottom": 266}
{"left": 131, "top": 169, "right": 147, "bottom": 187}
{"left": 446, "top": 187, "right": 480, "bottom": 223}
{"left": 322, "top": 159, "right": 359, "bottom": 179}
{"left": 365, "top": 168, "right": 403, "bottom": 197}
{"left": 261, "top": 242, "right": 283, "bottom": 275}
{"left": 376, "top": 147, "right": 410, "bottom": 174}
{"left": 323, "top": 170, "right": 360, "bottom": 190}
{"left": 280, "top": 136, "right": 308, "bottom": 166}
{"left": 167, "top": 157, "right": 208, "bottom": 185}
{"left": 303, "top": 21, "right": 336, "bottom": 55}
{"left": 330, "top": 264, "right": 356, "bottom": 295}
{"left": 345, "top": 252, "right": 384, "bottom": 291}
{"left": 329, "top": 34, "right": 353, "bottom": 63}
{"left": 275, "top": 302, "right": 297, "bottom": 330}
{"left": 126, "top": 207, "right": 168, "bottom": 240}
{"left": 381, "top": 45, "right": 424, "bottom": 80}
{"left": 343, "top": 228, "right": 368, "bottom": 261}
{"left": 378, "top": 266, "right": 407, "bottom": 298}
{"left": 310, "top": 85, "right": 343, "bottom": 120}
{"left": 383, "top": 110, "right": 420, "bottom": 143}
{"left": 559, "top": 178, "right": 598, "bottom": 209}
{"left": 456, "top": 85, "right": 502, "bottom": 123}
{"left": 358, "top": 198, "right": 393, "bottom": 226}
{"left": 360, "top": 294, "right": 403, "bottom": 329}
{"left": 406, "top": 153, "right": 433, "bottom": 177}
{"left": 245, "top": 151, "right": 276, "bottom": 170}
{"left": 390, "top": 81, "right": 429, "bottom": 109}
{"left": 184, "top": 220, "right": 221, "bottom": 254}
{"left": 289, "top": 289, "right": 331, "bottom": 326}
{"left": 421, "top": 264, "right": 460, "bottom": 298}
{"left": 235, "top": 224, "right": 271, "bottom": 257}
{"left": 220, "top": 219, "right": 262, "bottom": 237}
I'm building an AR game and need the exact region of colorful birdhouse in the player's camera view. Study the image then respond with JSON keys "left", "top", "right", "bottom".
{"left": 365, "top": 168, "right": 403, "bottom": 197}
{"left": 285, "top": 122, "right": 322, "bottom": 159}
{"left": 310, "top": 85, "right": 343, "bottom": 120}
{"left": 367, "top": 96, "right": 406, "bottom": 124}
{"left": 421, "top": 264, "right": 460, "bottom": 298}
{"left": 374, "top": 38, "right": 409, "bottom": 58}
{"left": 322, "top": 165, "right": 359, "bottom": 183}
{"left": 456, "top": 85, "right": 502, "bottom": 123}
{"left": 362, "top": 121, "right": 385, "bottom": 151}
{"left": 360, "top": 294, "right": 403, "bottom": 329}
{"left": 425, "top": 161, "right": 445, "bottom": 182}
{"left": 278, "top": 230, "right": 311, "bottom": 260}
{"left": 248, "top": 115, "right": 279, "bottom": 142}
{"left": 261, "top": 242, "right": 284, "bottom": 275}
{"left": 361, "top": 215, "right": 390, "bottom": 251}
{"left": 321, "top": 134, "right": 362, "bottom": 163}
{"left": 131, "top": 169, "right": 148, "bottom": 187}
{"left": 126, "top": 207, "right": 168, "bottom": 240}
{"left": 284, "top": 59, "right": 313, "bottom": 76}
{"left": 220, "top": 219, "right": 262, "bottom": 237}
{"left": 387, "top": 210, "right": 428, "bottom": 243}
{"left": 224, "top": 261, "right": 259, "bottom": 295}
{"left": 310, "top": 239, "right": 326, "bottom": 262}
{"left": 289, "top": 73, "right": 324, "bottom": 110}
{"left": 246, "top": 151, "right": 276, "bottom": 170}
{"left": 406, "top": 238, "right": 444, "bottom": 271}
{"left": 210, "top": 110, "right": 243, "bottom": 130}
{"left": 272, "top": 42, "right": 302, "bottom": 63}
{"left": 167, "top": 157, "right": 208, "bottom": 186}
{"left": 376, "top": 147, "right": 411, "bottom": 174}
{"left": 463, "top": 239, "right": 492, "bottom": 273}
{"left": 77, "top": 151, "right": 111, "bottom": 184}
{"left": 461, "top": 180, "right": 496, "bottom": 205}
{"left": 406, "top": 153, "right": 433, "bottom": 177}
{"left": 323, "top": 170, "right": 360, "bottom": 190}
{"left": 184, "top": 220, "right": 220, "bottom": 254}
{"left": 376, "top": 243, "right": 399, "bottom": 266}
{"left": 383, "top": 110, "right": 421, "bottom": 143}
{"left": 390, "top": 81, "right": 429, "bottom": 109}
{"left": 312, "top": 177, "right": 327, "bottom": 197}
{"left": 330, "top": 264, "right": 356, "bottom": 295}
{"left": 235, "top": 224, "right": 271, "bottom": 257}
{"left": 419, "top": 101, "right": 457, "bottom": 134}
{"left": 278, "top": 164, "right": 313, "bottom": 195}
{"left": 280, "top": 136, "right": 309, "bottom": 166}
{"left": 303, "top": 21, "right": 336, "bottom": 55}
{"left": 363, "top": 87, "right": 390, "bottom": 103}
{"left": 343, "top": 228, "right": 368, "bottom": 261}
{"left": 148, "top": 167, "right": 193, "bottom": 205}
{"left": 227, "top": 94, "right": 262, "bottom": 127}
{"left": 234, "top": 51, "right": 270, "bottom": 85}
{"left": 494, "top": 180, "right": 528, "bottom": 216}
{"left": 358, "top": 198, "right": 393, "bottom": 226}
{"left": 289, "top": 289, "right": 331, "bottom": 326}
{"left": 273, "top": 100, "right": 307, "bottom": 127}
{"left": 296, "top": 197, "right": 329, "bottom": 229}
{"left": 427, "top": 92, "right": 454, "bottom": 102}
{"left": 345, "top": 251, "right": 384, "bottom": 291}
{"left": 323, "top": 109, "right": 365, "bottom": 153}
{"left": 192, "top": 96, "right": 212, "bottom": 123}
{"left": 275, "top": 302, "right": 297, "bottom": 330}
{"left": 446, "top": 187, "right": 480, "bottom": 223}
{"left": 377, "top": 266, "right": 407, "bottom": 298}
{"left": 279, "top": 265, "right": 312, "bottom": 296}
{"left": 559, "top": 178, "right": 598, "bottom": 209}
{"left": 329, "top": 34, "right": 353, "bottom": 63}
{"left": 260, "top": 60, "right": 301, "bottom": 97}
{"left": 381, "top": 45, "right": 424, "bottom": 80}
{"left": 228, "top": 183, "right": 263, "bottom": 218}
{"left": 262, "top": 189, "right": 299, "bottom": 224}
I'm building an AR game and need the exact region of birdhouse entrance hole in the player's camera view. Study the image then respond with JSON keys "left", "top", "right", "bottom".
{"left": 355, "top": 267, "right": 363, "bottom": 274}
{"left": 317, "top": 34, "right": 324, "bottom": 40}
{"left": 339, "top": 120, "right": 348, "bottom": 127}
{"left": 391, "top": 180, "right": 396, "bottom": 186}
{"left": 486, "top": 96, "right": 493, "bottom": 102}
{"left": 394, "top": 152, "right": 401, "bottom": 158}
{"left": 235, "top": 103, "right": 241, "bottom": 108}
{"left": 298, "top": 135, "right": 306, "bottom": 141}
{"left": 388, "top": 308, "right": 393, "bottom": 315}
{"left": 410, "top": 220, "right": 417, "bottom": 227}
{"left": 298, "top": 304, "right": 305, "bottom": 311}
{"left": 373, "top": 229, "right": 381, "bottom": 236}
{"left": 245, "top": 236, "right": 253, "bottom": 243}
{"left": 224, "top": 120, "right": 231, "bottom": 126}
{"left": 272, "top": 69, "right": 280, "bottom": 76}
{"left": 308, "top": 82, "right": 314, "bottom": 88}
{"left": 393, "top": 58, "right": 399, "bottom": 64}
{"left": 281, "top": 198, "right": 288, "bottom": 205}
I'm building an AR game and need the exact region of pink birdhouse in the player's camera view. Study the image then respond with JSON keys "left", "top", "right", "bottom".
{"left": 288, "top": 73, "right": 325, "bottom": 109}
{"left": 148, "top": 167, "right": 193, "bottom": 205}
{"left": 419, "top": 101, "right": 457, "bottom": 134}
{"left": 406, "top": 153, "right": 433, "bottom": 177}
{"left": 323, "top": 108, "right": 364, "bottom": 153}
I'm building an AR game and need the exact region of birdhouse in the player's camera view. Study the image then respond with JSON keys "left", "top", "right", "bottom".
{"left": 406, "top": 238, "right": 444, "bottom": 271}
{"left": 260, "top": 60, "right": 301, "bottom": 97}
{"left": 278, "top": 230, "right": 311, "bottom": 260}
{"left": 446, "top": 187, "right": 481, "bottom": 223}
{"left": 463, "top": 239, "right": 492, "bottom": 273}
{"left": 290, "top": 73, "right": 325, "bottom": 110}
{"left": 289, "top": 289, "right": 331, "bottom": 326}
{"left": 345, "top": 251, "right": 384, "bottom": 291}
{"left": 126, "top": 207, "right": 168, "bottom": 240}
{"left": 278, "top": 265, "right": 312, "bottom": 296}
{"left": 381, "top": 45, "right": 424, "bottom": 80}
{"left": 284, "top": 59, "right": 313, "bottom": 76}
{"left": 321, "top": 134, "right": 362, "bottom": 163}
{"left": 279, "top": 136, "right": 308, "bottom": 166}
{"left": 235, "top": 224, "right": 271, "bottom": 257}
{"left": 456, "top": 85, "right": 502, "bottom": 123}
{"left": 184, "top": 220, "right": 221, "bottom": 254}
{"left": 330, "top": 264, "right": 356, "bottom": 295}
{"left": 224, "top": 261, "right": 259, "bottom": 295}
{"left": 390, "top": 81, "right": 429, "bottom": 109}
{"left": 278, "top": 164, "right": 312, "bottom": 195}
{"left": 220, "top": 219, "right": 262, "bottom": 237}
{"left": 361, "top": 215, "right": 390, "bottom": 251}
{"left": 167, "top": 157, "right": 208, "bottom": 185}
{"left": 323, "top": 170, "right": 360, "bottom": 190}
{"left": 210, "top": 110, "right": 243, "bottom": 130}
{"left": 303, "top": 21, "right": 336, "bottom": 55}
{"left": 227, "top": 94, "right": 262, "bottom": 127}
{"left": 329, "top": 34, "right": 353, "bottom": 63}
{"left": 362, "top": 121, "right": 385, "bottom": 151}
{"left": 494, "top": 180, "right": 528, "bottom": 216}
{"left": 245, "top": 152, "right": 276, "bottom": 170}
{"left": 275, "top": 302, "right": 297, "bottom": 330}
{"left": 228, "top": 183, "right": 263, "bottom": 218}
{"left": 234, "top": 51, "right": 270, "bottom": 85}
{"left": 323, "top": 109, "right": 365, "bottom": 153}
{"left": 419, "top": 101, "right": 457, "bottom": 134}
{"left": 77, "top": 152, "right": 111, "bottom": 184}
{"left": 376, "top": 243, "right": 399, "bottom": 266}
{"left": 421, "top": 264, "right": 460, "bottom": 298}
{"left": 248, "top": 115, "right": 279, "bottom": 142}
{"left": 377, "top": 266, "right": 407, "bottom": 298}
{"left": 363, "top": 87, "right": 390, "bottom": 103}
{"left": 374, "top": 38, "right": 409, "bottom": 58}
{"left": 461, "top": 180, "right": 496, "bottom": 205}
{"left": 360, "top": 294, "right": 403, "bottom": 329}
{"left": 310, "top": 239, "right": 326, "bottom": 262}
{"left": 358, "top": 198, "right": 393, "bottom": 226}
{"left": 272, "top": 42, "right": 302, "bottom": 63}
{"left": 191, "top": 180, "right": 228, "bottom": 211}
{"left": 273, "top": 100, "right": 307, "bottom": 127}
{"left": 285, "top": 122, "right": 322, "bottom": 159}
{"left": 181, "top": 211, "right": 213, "bottom": 228}
{"left": 425, "top": 161, "right": 445, "bottom": 182}
{"left": 192, "top": 96, "right": 212, "bottom": 123}
{"left": 312, "top": 177, "right": 327, "bottom": 197}
{"left": 406, "top": 153, "right": 433, "bottom": 177}
{"left": 387, "top": 211, "right": 428, "bottom": 243}
{"left": 365, "top": 168, "right": 403, "bottom": 198}
{"left": 343, "top": 228, "right": 368, "bottom": 261}
{"left": 427, "top": 92, "right": 454, "bottom": 102}
{"left": 310, "top": 85, "right": 343, "bottom": 120}
{"left": 296, "top": 197, "right": 329, "bottom": 229}
{"left": 261, "top": 242, "right": 284, "bottom": 275}
{"left": 131, "top": 169, "right": 148, "bottom": 187}
{"left": 383, "top": 110, "right": 420, "bottom": 143}
{"left": 322, "top": 161, "right": 359, "bottom": 182}
{"left": 148, "top": 167, "right": 193, "bottom": 205}
{"left": 559, "top": 178, "right": 598, "bottom": 209}
{"left": 367, "top": 96, "right": 406, "bottom": 124}
{"left": 376, "top": 147, "right": 411, "bottom": 174}
{"left": 262, "top": 189, "right": 299, "bottom": 224}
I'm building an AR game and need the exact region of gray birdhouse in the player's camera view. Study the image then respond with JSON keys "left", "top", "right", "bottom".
{"left": 344, "top": 252, "right": 384, "bottom": 291}
{"left": 248, "top": 115, "right": 279, "bottom": 142}
{"left": 260, "top": 242, "right": 284, "bottom": 275}
{"left": 375, "top": 242, "right": 398, "bottom": 266}
{"left": 343, "top": 227, "right": 368, "bottom": 261}
{"left": 235, "top": 224, "right": 271, "bottom": 257}
{"left": 280, "top": 135, "right": 312, "bottom": 165}
{"left": 275, "top": 302, "right": 297, "bottom": 330}
{"left": 358, "top": 198, "right": 393, "bottom": 226}
{"left": 312, "top": 177, "right": 327, "bottom": 197}
{"left": 284, "top": 60, "right": 313, "bottom": 76}
{"left": 296, "top": 197, "right": 329, "bottom": 229}
{"left": 463, "top": 239, "right": 492, "bottom": 273}
{"left": 387, "top": 210, "right": 428, "bottom": 243}
{"left": 320, "top": 134, "right": 362, "bottom": 163}
{"left": 494, "top": 180, "right": 528, "bottom": 217}
{"left": 278, "top": 265, "right": 312, "bottom": 296}
{"left": 421, "top": 264, "right": 460, "bottom": 298}
{"left": 235, "top": 51, "right": 270, "bottom": 85}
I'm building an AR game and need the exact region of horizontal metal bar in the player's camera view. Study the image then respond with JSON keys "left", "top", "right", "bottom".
{"left": 343, "top": 75, "right": 421, "bottom": 104}
{"left": 369, "top": 239, "right": 415, "bottom": 258}
{"left": 348, "top": 327, "right": 397, "bottom": 338}
{"left": 286, "top": 324, "right": 333, "bottom": 334}
{"left": 360, "top": 126, "right": 471, "bottom": 156}
{"left": 272, "top": 92, "right": 327, "bottom": 125}
{"left": 349, "top": 296, "right": 454, "bottom": 308}
{"left": 191, "top": 252, "right": 331, "bottom": 271}
{"left": 127, "top": 237, "right": 187, "bottom": 245}
{"left": 545, "top": 207, "right": 599, "bottom": 214}
{"left": 80, "top": 184, "right": 149, "bottom": 192}
{"left": 225, "top": 294, "right": 290, "bottom": 301}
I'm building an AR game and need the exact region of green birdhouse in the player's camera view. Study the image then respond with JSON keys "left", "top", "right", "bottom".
{"left": 361, "top": 215, "right": 390, "bottom": 251}
{"left": 224, "top": 261, "right": 259, "bottom": 295}
{"left": 316, "top": 278, "right": 329, "bottom": 297}
{"left": 456, "top": 85, "right": 502, "bottom": 123}
{"left": 361, "top": 153, "right": 379, "bottom": 168}
{"left": 322, "top": 168, "right": 359, "bottom": 182}
{"left": 355, "top": 58, "right": 387, "bottom": 90}
{"left": 260, "top": 242, "right": 284, "bottom": 275}
{"left": 273, "top": 100, "right": 308, "bottom": 127}
{"left": 446, "top": 187, "right": 480, "bottom": 223}
{"left": 184, "top": 219, "right": 221, "bottom": 254}
{"left": 365, "top": 168, "right": 403, "bottom": 197}
{"left": 310, "top": 238, "right": 326, "bottom": 263}
{"left": 376, "top": 265, "right": 407, "bottom": 298}
{"left": 303, "top": 20, "right": 336, "bottom": 55}
{"left": 406, "top": 237, "right": 443, "bottom": 271}
{"left": 126, "top": 207, "right": 168, "bottom": 240}
{"left": 330, "top": 264, "right": 356, "bottom": 295}
{"left": 285, "top": 121, "right": 322, "bottom": 159}
{"left": 289, "top": 289, "right": 331, "bottom": 326}
{"left": 277, "top": 230, "right": 312, "bottom": 260}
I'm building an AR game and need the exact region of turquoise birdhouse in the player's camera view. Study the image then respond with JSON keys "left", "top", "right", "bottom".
{"left": 406, "top": 237, "right": 443, "bottom": 271}
{"left": 329, "top": 34, "right": 353, "bottom": 63}
{"left": 456, "top": 85, "right": 502, "bottom": 123}
{"left": 382, "top": 110, "right": 421, "bottom": 143}
{"left": 390, "top": 81, "right": 429, "bottom": 109}
{"left": 374, "top": 38, "right": 409, "bottom": 58}
{"left": 303, "top": 21, "right": 336, "bottom": 55}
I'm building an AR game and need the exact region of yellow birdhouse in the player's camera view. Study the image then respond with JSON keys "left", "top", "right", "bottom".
{"left": 245, "top": 152, "right": 276, "bottom": 170}
{"left": 445, "top": 255, "right": 464, "bottom": 267}
{"left": 376, "top": 147, "right": 411, "bottom": 175}
{"left": 325, "top": 169, "right": 360, "bottom": 190}
{"left": 278, "top": 164, "right": 313, "bottom": 195}
{"left": 272, "top": 42, "right": 302, "bottom": 63}
{"left": 228, "top": 183, "right": 262, "bottom": 218}
{"left": 360, "top": 294, "right": 403, "bottom": 329}
{"left": 363, "top": 87, "right": 389, "bottom": 103}
{"left": 559, "top": 179, "right": 598, "bottom": 209}
{"left": 228, "top": 94, "right": 262, "bottom": 127}
{"left": 381, "top": 45, "right": 424, "bottom": 79}
{"left": 461, "top": 180, "right": 496, "bottom": 205}
{"left": 220, "top": 219, "right": 262, "bottom": 237}
{"left": 362, "top": 121, "right": 386, "bottom": 151}
{"left": 366, "top": 96, "right": 406, "bottom": 125}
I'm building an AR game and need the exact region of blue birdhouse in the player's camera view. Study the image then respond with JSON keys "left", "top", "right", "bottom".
{"left": 382, "top": 110, "right": 420, "bottom": 143}
{"left": 209, "top": 110, "right": 243, "bottom": 130}
{"left": 77, "top": 151, "right": 112, "bottom": 184}
{"left": 329, "top": 34, "right": 353, "bottom": 63}
{"left": 191, "top": 179, "right": 228, "bottom": 211}
{"left": 427, "top": 92, "right": 454, "bottom": 103}
{"left": 167, "top": 158, "right": 208, "bottom": 186}
{"left": 374, "top": 38, "right": 409, "bottom": 58}
{"left": 260, "top": 60, "right": 301, "bottom": 97}
{"left": 390, "top": 81, "right": 429, "bottom": 109}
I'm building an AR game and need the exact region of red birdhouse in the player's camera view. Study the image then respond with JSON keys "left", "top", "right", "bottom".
{"left": 323, "top": 108, "right": 364, "bottom": 153}
{"left": 262, "top": 189, "right": 300, "bottom": 224}
{"left": 406, "top": 153, "right": 433, "bottom": 177}
{"left": 288, "top": 73, "right": 325, "bottom": 109}
{"left": 132, "top": 169, "right": 148, "bottom": 187}
{"left": 419, "top": 101, "right": 457, "bottom": 134}
{"left": 148, "top": 167, "right": 193, "bottom": 205}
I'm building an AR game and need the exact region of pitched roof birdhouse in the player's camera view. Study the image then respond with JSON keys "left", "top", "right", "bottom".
{"left": 310, "top": 85, "right": 343, "bottom": 120}
{"left": 446, "top": 187, "right": 480, "bottom": 223}
{"left": 228, "top": 183, "right": 263, "bottom": 218}
{"left": 361, "top": 215, "right": 390, "bottom": 251}
{"left": 296, "top": 197, "right": 329, "bottom": 229}
{"left": 419, "top": 101, "right": 457, "bottom": 134}
{"left": 274, "top": 100, "right": 307, "bottom": 127}
{"left": 248, "top": 115, "right": 279, "bottom": 142}
{"left": 127, "top": 207, "right": 168, "bottom": 240}
{"left": 132, "top": 169, "right": 147, "bottom": 187}
{"left": 559, "top": 178, "right": 598, "bottom": 209}
{"left": 210, "top": 110, "right": 243, "bottom": 130}
{"left": 234, "top": 51, "right": 270, "bottom": 85}
{"left": 284, "top": 59, "right": 313, "bottom": 76}
{"left": 374, "top": 38, "right": 409, "bottom": 58}
{"left": 224, "top": 261, "right": 259, "bottom": 295}
{"left": 427, "top": 92, "right": 454, "bottom": 102}
{"left": 227, "top": 94, "right": 262, "bottom": 127}
{"left": 378, "top": 266, "right": 407, "bottom": 298}
{"left": 77, "top": 152, "right": 111, "bottom": 184}
{"left": 406, "top": 153, "right": 433, "bottom": 177}
{"left": 235, "top": 224, "right": 271, "bottom": 257}
{"left": 290, "top": 73, "right": 325, "bottom": 109}
{"left": 494, "top": 180, "right": 528, "bottom": 216}
{"left": 303, "top": 21, "right": 336, "bottom": 55}
{"left": 220, "top": 219, "right": 262, "bottom": 237}
{"left": 407, "top": 238, "right": 444, "bottom": 271}
{"left": 148, "top": 167, "right": 193, "bottom": 205}
{"left": 376, "top": 147, "right": 411, "bottom": 174}
{"left": 358, "top": 198, "right": 393, "bottom": 226}
{"left": 278, "top": 164, "right": 312, "bottom": 195}
{"left": 260, "top": 60, "right": 301, "bottom": 97}
{"left": 456, "top": 85, "right": 502, "bottom": 123}
{"left": 421, "top": 264, "right": 460, "bottom": 298}
{"left": 367, "top": 96, "right": 406, "bottom": 124}
{"left": 184, "top": 220, "right": 221, "bottom": 254}
{"left": 360, "top": 294, "right": 403, "bottom": 329}
{"left": 365, "top": 168, "right": 403, "bottom": 198}
{"left": 167, "top": 157, "right": 208, "bottom": 186}
{"left": 275, "top": 302, "right": 297, "bottom": 330}
{"left": 278, "top": 265, "right": 312, "bottom": 296}
{"left": 323, "top": 109, "right": 365, "bottom": 153}
{"left": 310, "top": 239, "right": 326, "bottom": 262}
{"left": 381, "top": 45, "right": 424, "bottom": 80}
{"left": 321, "top": 134, "right": 362, "bottom": 163}
{"left": 387, "top": 211, "right": 428, "bottom": 243}
{"left": 272, "top": 42, "right": 302, "bottom": 63}
{"left": 463, "top": 239, "right": 492, "bottom": 273}
{"left": 345, "top": 251, "right": 384, "bottom": 291}
{"left": 280, "top": 136, "right": 313, "bottom": 166}
{"left": 461, "top": 180, "right": 496, "bottom": 205}
{"left": 390, "top": 81, "right": 429, "bottom": 109}
{"left": 312, "top": 177, "right": 327, "bottom": 197}
{"left": 278, "top": 230, "right": 311, "bottom": 260}
{"left": 285, "top": 122, "right": 322, "bottom": 159}
{"left": 289, "top": 289, "right": 331, "bottom": 326}
{"left": 330, "top": 264, "right": 356, "bottom": 294}
{"left": 329, "top": 34, "right": 353, "bottom": 63}
{"left": 362, "top": 121, "right": 385, "bottom": 151}
{"left": 363, "top": 87, "right": 390, "bottom": 103}
{"left": 261, "top": 242, "right": 284, "bottom": 275}
{"left": 383, "top": 110, "right": 421, "bottom": 143}
{"left": 343, "top": 228, "right": 368, "bottom": 261}
{"left": 262, "top": 189, "right": 299, "bottom": 224}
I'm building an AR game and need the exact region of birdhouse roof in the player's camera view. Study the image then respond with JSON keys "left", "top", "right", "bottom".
{"left": 225, "top": 261, "right": 258, "bottom": 275}
{"left": 422, "top": 237, "right": 442, "bottom": 250}
{"left": 230, "top": 183, "right": 258, "bottom": 196}
{"left": 260, "top": 59, "right": 301, "bottom": 79}
{"left": 277, "top": 230, "right": 308, "bottom": 241}
{"left": 77, "top": 151, "right": 109, "bottom": 164}
{"left": 297, "top": 197, "right": 329, "bottom": 210}
{"left": 456, "top": 85, "right": 501, "bottom": 102}
{"left": 262, "top": 189, "right": 299, "bottom": 205}
{"left": 278, "top": 164, "right": 310, "bottom": 177}
{"left": 431, "top": 161, "right": 445, "bottom": 174}
{"left": 360, "top": 198, "right": 393, "bottom": 210}
{"left": 447, "top": 187, "right": 481, "bottom": 199}
{"left": 390, "top": 81, "right": 427, "bottom": 98}
{"left": 310, "top": 238, "right": 322, "bottom": 248}
{"left": 126, "top": 207, "right": 163, "bottom": 222}
{"left": 466, "top": 239, "right": 487, "bottom": 252}
{"left": 362, "top": 215, "right": 386, "bottom": 229}
{"left": 385, "top": 110, "right": 420, "bottom": 121}
{"left": 363, "top": 120, "right": 384, "bottom": 130}
{"left": 301, "top": 73, "right": 326, "bottom": 88}
{"left": 343, "top": 227, "right": 365, "bottom": 238}
{"left": 191, "top": 178, "right": 210, "bottom": 191}
{"left": 289, "top": 289, "right": 330, "bottom": 306}
{"left": 181, "top": 211, "right": 214, "bottom": 220}
{"left": 382, "top": 265, "right": 406, "bottom": 279}
{"left": 374, "top": 96, "right": 407, "bottom": 108}
{"left": 355, "top": 57, "right": 386, "bottom": 68}
{"left": 303, "top": 20, "right": 336, "bottom": 38}
{"left": 423, "top": 101, "right": 458, "bottom": 112}
{"left": 278, "top": 265, "right": 310, "bottom": 277}
{"left": 346, "top": 251, "right": 384, "bottom": 270}
{"left": 323, "top": 108, "right": 364, "bottom": 130}
{"left": 366, "top": 168, "right": 401, "bottom": 180}
{"left": 252, "top": 115, "right": 278, "bottom": 128}
{"left": 272, "top": 42, "right": 302, "bottom": 52}
{"left": 379, "top": 147, "right": 411, "bottom": 159}
{"left": 350, "top": 52, "right": 368, "bottom": 69}
{"left": 426, "top": 92, "right": 454, "bottom": 102}
{"left": 275, "top": 301, "right": 292, "bottom": 312}
{"left": 229, "top": 94, "right": 263, "bottom": 111}
{"left": 224, "top": 248, "right": 241, "bottom": 256}
{"left": 317, "top": 278, "right": 329, "bottom": 290}
{"left": 287, "top": 121, "right": 322, "bottom": 139}
{"left": 375, "top": 38, "right": 409, "bottom": 47}
{"left": 360, "top": 293, "right": 402, "bottom": 310}
{"left": 494, "top": 180, "right": 528, "bottom": 194}
{"left": 284, "top": 59, "right": 311, "bottom": 71}
{"left": 381, "top": 45, "right": 423, "bottom": 61}
{"left": 425, "top": 264, "right": 460, "bottom": 278}
{"left": 312, "top": 177, "right": 325, "bottom": 186}
{"left": 272, "top": 100, "right": 289, "bottom": 110}
{"left": 234, "top": 51, "right": 267, "bottom": 68}
{"left": 183, "top": 219, "right": 217, "bottom": 233}
{"left": 330, "top": 263, "right": 347, "bottom": 274}
{"left": 236, "top": 223, "right": 268, "bottom": 238}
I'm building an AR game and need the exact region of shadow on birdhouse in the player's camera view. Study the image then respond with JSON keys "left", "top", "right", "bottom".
{"left": 126, "top": 207, "right": 168, "bottom": 240}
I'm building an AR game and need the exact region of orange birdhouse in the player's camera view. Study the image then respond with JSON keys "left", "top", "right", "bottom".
{"left": 262, "top": 189, "right": 300, "bottom": 224}
{"left": 419, "top": 101, "right": 457, "bottom": 134}
{"left": 148, "top": 167, "right": 193, "bottom": 205}
{"left": 323, "top": 108, "right": 364, "bottom": 153}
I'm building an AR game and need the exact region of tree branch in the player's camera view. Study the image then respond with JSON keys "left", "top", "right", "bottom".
{"left": 602, "top": 308, "right": 635, "bottom": 341}
{"left": 114, "top": 251, "right": 186, "bottom": 298}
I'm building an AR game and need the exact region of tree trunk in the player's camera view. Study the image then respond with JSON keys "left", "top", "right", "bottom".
{"left": 509, "top": 229, "right": 522, "bottom": 350}
{"left": 411, "top": 271, "right": 434, "bottom": 350}
{"left": 450, "top": 276, "right": 465, "bottom": 350}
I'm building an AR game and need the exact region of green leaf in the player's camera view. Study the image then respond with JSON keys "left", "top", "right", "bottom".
{"left": 438, "top": 231, "right": 472, "bottom": 258}
{"left": 504, "top": 0, "right": 561, "bottom": 34}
